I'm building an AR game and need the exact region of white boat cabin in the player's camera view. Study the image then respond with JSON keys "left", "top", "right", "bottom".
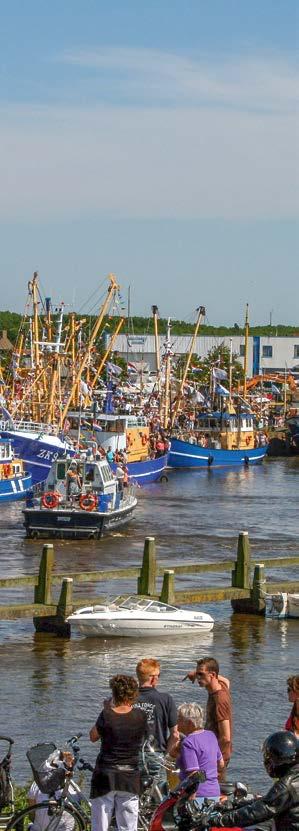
{"left": 45, "top": 457, "right": 116, "bottom": 502}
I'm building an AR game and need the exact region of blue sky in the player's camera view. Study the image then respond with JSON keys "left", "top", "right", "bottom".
{"left": 0, "top": 0, "right": 298, "bottom": 324}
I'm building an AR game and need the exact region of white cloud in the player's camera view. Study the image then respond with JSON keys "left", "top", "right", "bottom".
{"left": 0, "top": 48, "right": 298, "bottom": 222}
{"left": 61, "top": 47, "right": 299, "bottom": 112}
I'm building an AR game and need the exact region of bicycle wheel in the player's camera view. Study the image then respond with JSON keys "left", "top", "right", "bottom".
{"left": 6, "top": 801, "right": 86, "bottom": 831}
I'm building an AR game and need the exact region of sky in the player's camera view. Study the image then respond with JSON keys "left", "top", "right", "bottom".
{"left": 0, "top": 0, "right": 298, "bottom": 325}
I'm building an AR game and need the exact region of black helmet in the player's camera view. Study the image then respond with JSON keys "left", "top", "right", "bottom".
{"left": 263, "top": 731, "right": 298, "bottom": 777}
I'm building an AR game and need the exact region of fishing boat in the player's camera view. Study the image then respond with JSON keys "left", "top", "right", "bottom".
{"left": 92, "top": 414, "right": 168, "bottom": 483}
{"left": 168, "top": 411, "right": 267, "bottom": 468}
{"left": 23, "top": 456, "right": 137, "bottom": 539}
{"left": 67, "top": 595, "right": 214, "bottom": 637}
{"left": 0, "top": 437, "right": 32, "bottom": 501}
{"left": 1, "top": 273, "right": 123, "bottom": 485}
{"left": 265, "top": 592, "right": 299, "bottom": 619}
{"left": 0, "top": 419, "right": 75, "bottom": 485}
{"left": 286, "top": 411, "right": 299, "bottom": 454}
{"left": 168, "top": 304, "right": 268, "bottom": 468}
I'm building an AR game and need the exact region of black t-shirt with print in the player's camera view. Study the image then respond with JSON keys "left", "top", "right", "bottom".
{"left": 134, "top": 687, "right": 177, "bottom": 752}
{"left": 90, "top": 707, "right": 148, "bottom": 798}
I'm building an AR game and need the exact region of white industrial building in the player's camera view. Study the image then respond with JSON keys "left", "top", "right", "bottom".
{"left": 113, "top": 334, "right": 299, "bottom": 377}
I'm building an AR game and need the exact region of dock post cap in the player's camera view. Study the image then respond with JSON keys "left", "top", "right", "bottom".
{"left": 164, "top": 569, "right": 174, "bottom": 574}
{"left": 239, "top": 531, "right": 248, "bottom": 536}
{"left": 145, "top": 536, "right": 155, "bottom": 541}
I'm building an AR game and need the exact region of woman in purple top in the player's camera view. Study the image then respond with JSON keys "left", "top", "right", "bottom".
{"left": 177, "top": 702, "right": 224, "bottom": 806}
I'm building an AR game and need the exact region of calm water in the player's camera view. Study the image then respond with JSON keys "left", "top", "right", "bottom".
{"left": 0, "top": 457, "right": 298, "bottom": 791}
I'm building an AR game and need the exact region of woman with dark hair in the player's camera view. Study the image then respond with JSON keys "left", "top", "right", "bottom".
{"left": 285, "top": 675, "right": 299, "bottom": 738}
{"left": 89, "top": 675, "right": 148, "bottom": 831}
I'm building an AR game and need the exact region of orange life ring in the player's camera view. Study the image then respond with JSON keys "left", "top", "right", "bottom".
{"left": 245, "top": 436, "right": 251, "bottom": 446}
{"left": 42, "top": 491, "right": 60, "bottom": 509}
{"left": 3, "top": 464, "right": 11, "bottom": 478}
{"left": 79, "top": 492, "right": 98, "bottom": 512}
{"left": 141, "top": 434, "right": 147, "bottom": 446}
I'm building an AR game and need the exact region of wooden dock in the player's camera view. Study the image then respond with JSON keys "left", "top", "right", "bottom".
{"left": 0, "top": 532, "right": 298, "bottom": 635}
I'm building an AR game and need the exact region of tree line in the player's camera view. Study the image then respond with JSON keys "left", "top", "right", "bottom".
{"left": 0, "top": 309, "right": 298, "bottom": 345}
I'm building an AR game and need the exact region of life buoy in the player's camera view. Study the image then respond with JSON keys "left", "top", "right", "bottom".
{"left": 127, "top": 433, "right": 133, "bottom": 447}
{"left": 3, "top": 464, "right": 11, "bottom": 478}
{"left": 245, "top": 436, "right": 251, "bottom": 446}
{"left": 42, "top": 491, "right": 60, "bottom": 509}
{"left": 79, "top": 492, "right": 98, "bottom": 512}
{"left": 141, "top": 434, "right": 147, "bottom": 446}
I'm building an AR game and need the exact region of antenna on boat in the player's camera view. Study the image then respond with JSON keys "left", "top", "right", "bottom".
{"left": 152, "top": 305, "right": 161, "bottom": 394}
{"left": 243, "top": 303, "right": 249, "bottom": 402}
{"left": 170, "top": 305, "right": 205, "bottom": 428}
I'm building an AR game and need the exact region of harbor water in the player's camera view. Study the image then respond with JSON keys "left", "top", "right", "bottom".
{"left": 0, "top": 456, "right": 298, "bottom": 791}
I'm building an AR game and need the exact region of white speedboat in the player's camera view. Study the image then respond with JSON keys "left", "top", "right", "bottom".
{"left": 265, "top": 592, "right": 299, "bottom": 619}
{"left": 67, "top": 595, "right": 214, "bottom": 637}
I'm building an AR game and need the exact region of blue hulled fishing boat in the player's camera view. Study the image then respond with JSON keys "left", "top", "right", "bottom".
{"left": 0, "top": 437, "right": 32, "bottom": 501}
{"left": 168, "top": 411, "right": 268, "bottom": 468}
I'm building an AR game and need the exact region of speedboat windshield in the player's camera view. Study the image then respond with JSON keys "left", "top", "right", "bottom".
{"left": 117, "top": 596, "right": 178, "bottom": 613}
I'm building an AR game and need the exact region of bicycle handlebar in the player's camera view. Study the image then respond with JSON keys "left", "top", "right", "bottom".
{"left": 0, "top": 736, "right": 14, "bottom": 746}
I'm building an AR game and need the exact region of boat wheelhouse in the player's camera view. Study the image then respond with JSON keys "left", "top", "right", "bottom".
{"left": 23, "top": 456, "right": 137, "bottom": 539}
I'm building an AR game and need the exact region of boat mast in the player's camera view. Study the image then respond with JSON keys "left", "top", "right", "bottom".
{"left": 171, "top": 305, "right": 205, "bottom": 428}
{"left": 152, "top": 305, "right": 161, "bottom": 394}
{"left": 228, "top": 336, "right": 234, "bottom": 412}
{"left": 163, "top": 318, "right": 172, "bottom": 429}
{"left": 61, "top": 273, "right": 120, "bottom": 422}
{"left": 46, "top": 303, "right": 64, "bottom": 425}
{"left": 243, "top": 303, "right": 249, "bottom": 401}
{"left": 90, "top": 316, "right": 125, "bottom": 389}
{"left": 29, "top": 272, "right": 42, "bottom": 421}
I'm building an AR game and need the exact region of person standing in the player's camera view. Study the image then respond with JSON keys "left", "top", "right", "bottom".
{"left": 135, "top": 658, "right": 179, "bottom": 786}
{"left": 89, "top": 675, "right": 148, "bottom": 831}
{"left": 184, "top": 657, "right": 232, "bottom": 774}
{"left": 176, "top": 702, "right": 224, "bottom": 807}
{"left": 285, "top": 675, "right": 299, "bottom": 737}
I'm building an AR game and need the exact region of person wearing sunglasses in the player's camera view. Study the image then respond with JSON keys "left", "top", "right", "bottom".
{"left": 285, "top": 676, "right": 299, "bottom": 738}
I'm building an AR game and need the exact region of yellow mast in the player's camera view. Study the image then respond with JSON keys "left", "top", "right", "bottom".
{"left": 28, "top": 272, "right": 42, "bottom": 421}
{"left": 163, "top": 318, "right": 172, "bottom": 429}
{"left": 243, "top": 303, "right": 249, "bottom": 401}
{"left": 90, "top": 317, "right": 124, "bottom": 390}
{"left": 61, "top": 273, "right": 119, "bottom": 422}
{"left": 171, "top": 305, "right": 205, "bottom": 428}
{"left": 152, "top": 305, "right": 161, "bottom": 394}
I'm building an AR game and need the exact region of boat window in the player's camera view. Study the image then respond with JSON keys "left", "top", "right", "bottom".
{"left": 57, "top": 461, "right": 66, "bottom": 480}
{"left": 148, "top": 601, "right": 178, "bottom": 613}
{"left": 85, "top": 465, "right": 95, "bottom": 482}
{"left": 101, "top": 464, "right": 114, "bottom": 483}
{"left": 119, "top": 597, "right": 152, "bottom": 610}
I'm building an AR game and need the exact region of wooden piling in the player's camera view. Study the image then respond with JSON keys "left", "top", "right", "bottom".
{"left": 251, "top": 564, "right": 266, "bottom": 614}
{"left": 160, "top": 570, "right": 175, "bottom": 605}
{"left": 231, "top": 531, "right": 251, "bottom": 589}
{"left": 137, "top": 537, "right": 157, "bottom": 595}
{"left": 34, "top": 544, "right": 54, "bottom": 604}
{"left": 34, "top": 577, "right": 73, "bottom": 638}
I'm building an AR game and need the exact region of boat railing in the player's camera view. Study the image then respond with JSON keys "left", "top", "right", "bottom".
{"left": 0, "top": 419, "right": 60, "bottom": 436}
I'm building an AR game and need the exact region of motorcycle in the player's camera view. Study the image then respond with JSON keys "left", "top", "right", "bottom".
{"left": 148, "top": 770, "right": 254, "bottom": 831}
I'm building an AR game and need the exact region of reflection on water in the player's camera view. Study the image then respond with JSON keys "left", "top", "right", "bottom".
{"left": 0, "top": 458, "right": 298, "bottom": 790}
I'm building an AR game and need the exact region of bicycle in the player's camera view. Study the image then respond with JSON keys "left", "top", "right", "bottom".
{"left": 6, "top": 734, "right": 93, "bottom": 831}
{"left": 0, "top": 735, "right": 15, "bottom": 830}
{"left": 137, "top": 741, "right": 179, "bottom": 831}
